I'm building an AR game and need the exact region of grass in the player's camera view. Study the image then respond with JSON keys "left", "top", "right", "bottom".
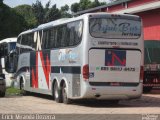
{"left": 6, "top": 87, "right": 22, "bottom": 95}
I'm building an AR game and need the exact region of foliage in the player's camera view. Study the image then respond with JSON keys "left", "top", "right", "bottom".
{"left": 32, "top": 0, "right": 63, "bottom": 25}
{"left": 71, "top": 3, "right": 79, "bottom": 13}
{"left": 0, "top": 3, "right": 27, "bottom": 40}
{"left": 14, "top": 5, "right": 37, "bottom": 28}
{"left": 60, "top": 4, "right": 72, "bottom": 18}
{"left": 92, "top": 0, "right": 106, "bottom": 7}
{"left": 45, "top": 4, "right": 61, "bottom": 23}
{"left": 71, "top": 0, "right": 106, "bottom": 13}
{"left": 79, "top": 0, "right": 92, "bottom": 11}
{"left": 32, "top": 0, "right": 45, "bottom": 25}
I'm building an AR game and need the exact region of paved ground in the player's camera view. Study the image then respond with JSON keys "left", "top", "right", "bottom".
{"left": 0, "top": 90, "right": 160, "bottom": 115}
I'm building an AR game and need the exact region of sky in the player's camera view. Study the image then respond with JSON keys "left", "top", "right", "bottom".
{"left": 4, "top": 0, "right": 109, "bottom": 8}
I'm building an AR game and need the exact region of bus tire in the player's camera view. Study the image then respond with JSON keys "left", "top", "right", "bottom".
{"left": 53, "top": 82, "right": 62, "bottom": 103}
{"left": 62, "top": 83, "right": 71, "bottom": 104}
{"left": 143, "top": 87, "right": 152, "bottom": 93}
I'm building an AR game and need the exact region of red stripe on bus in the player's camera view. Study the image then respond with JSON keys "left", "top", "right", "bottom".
{"left": 40, "top": 52, "right": 51, "bottom": 89}
{"left": 31, "top": 52, "right": 39, "bottom": 88}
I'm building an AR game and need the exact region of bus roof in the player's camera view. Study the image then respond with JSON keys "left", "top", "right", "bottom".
{"left": 38, "top": 18, "right": 70, "bottom": 29}
{"left": 0, "top": 38, "right": 17, "bottom": 44}
{"left": 18, "top": 12, "right": 140, "bottom": 36}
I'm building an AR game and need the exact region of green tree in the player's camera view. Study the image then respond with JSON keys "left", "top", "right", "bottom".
{"left": 14, "top": 5, "right": 37, "bottom": 28}
{"left": 32, "top": 0, "right": 45, "bottom": 25}
{"left": 71, "top": 0, "right": 106, "bottom": 13}
{"left": 0, "top": 4, "right": 27, "bottom": 40}
{"left": 45, "top": 0, "right": 50, "bottom": 12}
{"left": 91, "top": 0, "right": 100, "bottom": 7}
{"left": 45, "top": 4, "right": 61, "bottom": 22}
{"left": 32, "top": 0, "right": 61, "bottom": 25}
{"left": 79, "top": 0, "right": 92, "bottom": 11}
{"left": 92, "top": 0, "right": 106, "bottom": 7}
{"left": 61, "top": 4, "right": 69, "bottom": 12}
{"left": 60, "top": 4, "right": 72, "bottom": 18}
{"left": 71, "top": 3, "right": 80, "bottom": 13}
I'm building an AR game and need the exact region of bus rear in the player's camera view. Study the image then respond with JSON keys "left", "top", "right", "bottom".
{"left": 82, "top": 13, "right": 143, "bottom": 100}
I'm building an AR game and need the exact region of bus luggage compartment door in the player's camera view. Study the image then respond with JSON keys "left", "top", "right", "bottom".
{"left": 88, "top": 49, "right": 141, "bottom": 84}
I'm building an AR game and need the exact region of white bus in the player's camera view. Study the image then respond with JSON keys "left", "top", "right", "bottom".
{"left": 0, "top": 38, "right": 17, "bottom": 87}
{"left": 14, "top": 13, "right": 143, "bottom": 104}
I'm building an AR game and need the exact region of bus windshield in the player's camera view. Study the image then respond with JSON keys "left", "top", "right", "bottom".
{"left": 89, "top": 17, "right": 141, "bottom": 39}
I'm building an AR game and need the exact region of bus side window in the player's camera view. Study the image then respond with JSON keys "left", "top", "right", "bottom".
{"left": 28, "top": 33, "right": 34, "bottom": 51}
{"left": 58, "top": 26, "right": 63, "bottom": 48}
{"left": 69, "top": 27, "right": 75, "bottom": 46}
{"left": 42, "top": 30, "right": 47, "bottom": 49}
{"left": 47, "top": 30, "right": 51, "bottom": 49}
{"left": 61, "top": 25, "right": 67, "bottom": 47}
{"left": 65, "top": 25, "right": 70, "bottom": 46}
{"left": 30, "top": 33, "right": 35, "bottom": 51}
{"left": 75, "top": 21, "right": 82, "bottom": 45}
{"left": 44, "top": 30, "right": 51, "bottom": 49}
{"left": 50, "top": 28, "right": 56, "bottom": 49}
{"left": 55, "top": 27, "right": 61, "bottom": 48}
{"left": 20, "top": 35, "right": 25, "bottom": 53}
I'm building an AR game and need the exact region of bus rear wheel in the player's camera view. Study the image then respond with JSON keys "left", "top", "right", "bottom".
{"left": 62, "top": 83, "right": 71, "bottom": 104}
{"left": 53, "top": 82, "right": 62, "bottom": 103}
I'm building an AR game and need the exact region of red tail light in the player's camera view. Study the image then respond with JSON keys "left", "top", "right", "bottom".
{"left": 140, "top": 66, "right": 144, "bottom": 81}
{"left": 83, "top": 64, "right": 89, "bottom": 80}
